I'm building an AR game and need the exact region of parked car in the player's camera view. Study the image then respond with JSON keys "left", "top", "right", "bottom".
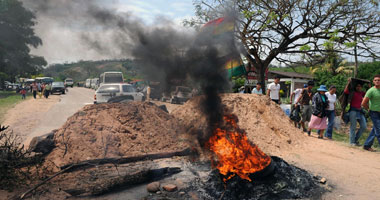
{"left": 94, "top": 83, "right": 144, "bottom": 104}
{"left": 65, "top": 78, "right": 74, "bottom": 88}
{"left": 170, "top": 86, "right": 192, "bottom": 104}
{"left": 51, "top": 82, "right": 65, "bottom": 94}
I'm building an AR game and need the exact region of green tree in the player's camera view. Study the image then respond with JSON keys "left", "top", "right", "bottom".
{"left": 357, "top": 61, "right": 380, "bottom": 81}
{"left": 0, "top": 0, "right": 46, "bottom": 83}
{"left": 313, "top": 70, "right": 347, "bottom": 95}
{"left": 187, "top": 0, "right": 380, "bottom": 92}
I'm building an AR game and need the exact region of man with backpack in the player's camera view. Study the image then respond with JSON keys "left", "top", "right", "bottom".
{"left": 295, "top": 81, "right": 315, "bottom": 132}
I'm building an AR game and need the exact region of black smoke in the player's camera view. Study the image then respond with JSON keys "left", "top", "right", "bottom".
{"left": 24, "top": 0, "right": 239, "bottom": 141}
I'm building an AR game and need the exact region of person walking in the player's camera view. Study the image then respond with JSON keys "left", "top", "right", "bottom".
{"left": 251, "top": 83, "right": 263, "bottom": 95}
{"left": 44, "top": 83, "right": 51, "bottom": 98}
{"left": 317, "top": 85, "right": 337, "bottom": 139}
{"left": 290, "top": 84, "right": 307, "bottom": 128}
{"left": 296, "top": 80, "right": 315, "bottom": 132}
{"left": 38, "top": 83, "right": 43, "bottom": 98}
{"left": 362, "top": 75, "right": 380, "bottom": 152}
{"left": 147, "top": 85, "right": 151, "bottom": 101}
{"left": 344, "top": 79, "right": 367, "bottom": 146}
{"left": 20, "top": 86, "right": 27, "bottom": 99}
{"left": 267, "top": 76, "right": 281, "bottom": 104}
{"left": 31, "top": 82, "right": 38, "bottom": 99}
{"left": 308, "top": 85, "right": 329, "bottom": 138}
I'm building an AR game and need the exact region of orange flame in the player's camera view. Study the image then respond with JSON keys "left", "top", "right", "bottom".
{"left": 206, "top": 115, "right": 271, "bottom": 182}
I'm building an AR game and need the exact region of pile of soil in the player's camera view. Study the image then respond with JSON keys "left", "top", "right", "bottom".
{"left": 172, "top": 93, "right": 306, "bottom": 156}
{"left": 45, "top": 102, "right": 191, "bottom": 168}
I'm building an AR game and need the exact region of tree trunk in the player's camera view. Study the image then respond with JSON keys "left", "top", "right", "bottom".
{"left": 354, "top": 25, "right": 358, "bottom": 78}
{"left": 255, "top": 64, "right": 267, "bottom": 95}
{"left": 60, "top": 147, "right": 195, "bottom": 172}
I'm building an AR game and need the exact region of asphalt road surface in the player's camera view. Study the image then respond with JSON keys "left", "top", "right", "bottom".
{"left": 23, "top": 87, "right": 94, "bottom": 146}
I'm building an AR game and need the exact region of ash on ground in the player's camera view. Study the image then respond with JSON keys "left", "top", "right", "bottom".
{"left": 145, "top": 157, "right": 326, "bottom": 200}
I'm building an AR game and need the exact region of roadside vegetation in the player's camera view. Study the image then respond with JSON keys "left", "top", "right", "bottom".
{"left": 0, "top": 91, "right": 29, "bottom": 123}
{"left": 0, "top": 125, "right": 44, "bottom": 191}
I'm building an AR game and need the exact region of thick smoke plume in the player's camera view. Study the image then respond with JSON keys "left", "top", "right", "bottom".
{"left": 25, "top": 0, "right": 239, "bottom": 141}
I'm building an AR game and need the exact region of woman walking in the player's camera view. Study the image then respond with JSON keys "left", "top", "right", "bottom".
{"left": 318, "top": 85, "right": 337, "bottom": 139}
{"left": 308, "top": 85, "right": 329, "bottom": 138}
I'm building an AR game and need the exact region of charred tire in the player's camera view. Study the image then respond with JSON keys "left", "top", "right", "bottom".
{"left": 107, "top": 95, "right": 134, "bottom": 103}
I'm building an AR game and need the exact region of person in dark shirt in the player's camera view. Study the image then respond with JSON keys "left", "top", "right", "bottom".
{"left": 296, "top": 81, "right": 315, "bottom": 132}
{"left": 344, "top": 79, "right": 367, "bottom": 146}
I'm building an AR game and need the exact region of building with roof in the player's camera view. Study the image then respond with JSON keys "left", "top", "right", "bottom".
{"left": 267, "top": 70, "right": 313, "bottom": 97}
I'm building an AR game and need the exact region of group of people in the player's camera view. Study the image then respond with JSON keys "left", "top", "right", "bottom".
{"left": 26, "top": 82, "right": 52, "bottom": 99}
{"left": 285, "top": 75, "right": 380, "bottom": 152}
{"left": 252, "top": 75, "right": 380, "bottom": 152}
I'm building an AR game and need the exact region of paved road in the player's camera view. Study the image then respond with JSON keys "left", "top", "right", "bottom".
{"left": 23, "top": 87, "right": 94, "bottom": 146}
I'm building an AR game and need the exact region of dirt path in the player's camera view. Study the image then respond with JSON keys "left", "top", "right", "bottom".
{"left": 282, "top": 134, "right": 380, "bottom": 200}
{"left": 2, "top": 87, "right": 94, "bottom": 146}
{"left": 2, "top": 95, "right": 60, "bottom": 141}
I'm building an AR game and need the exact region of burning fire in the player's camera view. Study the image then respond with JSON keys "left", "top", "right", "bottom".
{"left": 206, "top": 115, "right": 271, "bottom": 182}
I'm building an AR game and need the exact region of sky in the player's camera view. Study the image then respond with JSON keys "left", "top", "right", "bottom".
{"left": 25, "top": 0, "right": 196, "bottom": 64}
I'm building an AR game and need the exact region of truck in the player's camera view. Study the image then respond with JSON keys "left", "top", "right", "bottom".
{"left": 64, "top": 78, "right": 74, "bottom": 88}
{"left": 85, "top": 79, "right": 91, "bottom": 88}
{"left": 99, "top": 72, "right": 124, "bottom": 85}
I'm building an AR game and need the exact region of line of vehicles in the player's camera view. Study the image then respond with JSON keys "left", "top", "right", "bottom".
{"left": 3, "top": 77, "right": 74, "bottom": 95}
{"left": 88, "top": 71, "right": 194, "bottom": 104}
{"left": 86, "top": 72, "right": 142, "bottom": 104}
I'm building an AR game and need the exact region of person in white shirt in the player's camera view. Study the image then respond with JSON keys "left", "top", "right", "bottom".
{"left": 266, "top": 76, "right": 281, "bottom": 104}
{"left": 251, "top": 83, "right": 263, "bottom": 95}
{"left": 318, "top": 85, "right": 337, "bottom": 139}
{"left": 290, "top": 84, "right": 307, "bottom": 128}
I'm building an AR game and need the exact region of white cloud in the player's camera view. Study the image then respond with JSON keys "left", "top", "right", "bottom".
{"left": 28, "top": 0, "right": 196, "bottom": 64}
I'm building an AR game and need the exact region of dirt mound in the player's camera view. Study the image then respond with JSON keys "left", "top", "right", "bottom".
{"left": 172, "top": 93, "right": 306, "bottom": 156}
{"left": 45, "top": 102, "right": 191, "bottom": 168}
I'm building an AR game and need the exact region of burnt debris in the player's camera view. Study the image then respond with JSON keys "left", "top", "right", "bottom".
{"left": 145, "top": 157, "right": 325, "bottom": 200}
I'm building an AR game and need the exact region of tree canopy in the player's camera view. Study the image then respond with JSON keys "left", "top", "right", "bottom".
{"left": 0, "top": 0, "right": 46, "bottom": 82}
{"left": 187, "top": 0, "right": 380, "bottom": 89}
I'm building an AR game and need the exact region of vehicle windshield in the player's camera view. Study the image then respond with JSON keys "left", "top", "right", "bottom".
{"left": 104, "top": 73, "right": 123, "bottom": 83}
{"left": 97, "top": 85, "right": 120, "bottom": 93}
{"left": 66, "top": 80, "right": 73, "bottom": 82}
{"left": 52, "top": 82, "right": 64, "bottom": 87}
{"left": 122, "top": 85, "right": 136, "bottom": 93}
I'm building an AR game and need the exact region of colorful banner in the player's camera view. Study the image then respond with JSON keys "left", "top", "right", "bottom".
{"left": 224, "top": 59, "right": 246, "bottom": 78}
{"left": 201, "top": 17, "right": 234, "bottom": 36}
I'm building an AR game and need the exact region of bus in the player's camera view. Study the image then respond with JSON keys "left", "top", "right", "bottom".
{"left": 35, "top": 77, "right": 54, "bottom": 84}
{"left": 99, "top": 72, "right": 123, "bottom": 85}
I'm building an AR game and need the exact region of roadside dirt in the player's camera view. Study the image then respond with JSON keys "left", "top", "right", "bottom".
{"left": 45, "top": 102, "right": 192, "bottom": 169}
{"left": 2, "top": 95, "right": 60, "bottom": 141}
{"left": 1, "top": 94, "right": 380, "bottom": 200}
{"left": 172, "top": 94, "right": 305, "bottom": 157}
{"left": 166, "top": 94, "right": 380, "bottom": 200}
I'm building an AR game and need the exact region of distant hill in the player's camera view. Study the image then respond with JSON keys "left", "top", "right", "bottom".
{"left": 43, "top": 59, "right": 142, "bottom": 82}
